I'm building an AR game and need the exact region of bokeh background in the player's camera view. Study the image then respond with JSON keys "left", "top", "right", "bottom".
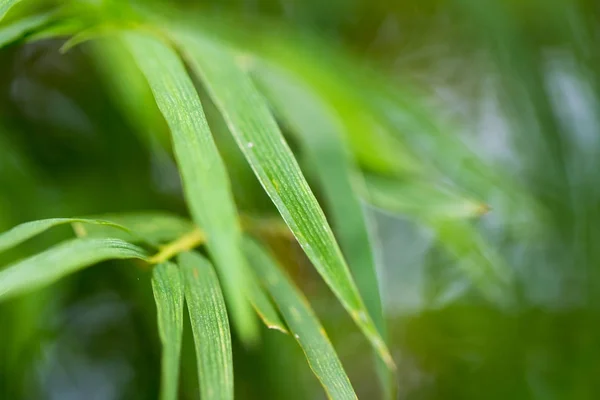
{"left": 1, "top": 0, "right": 599, "bottom": 399}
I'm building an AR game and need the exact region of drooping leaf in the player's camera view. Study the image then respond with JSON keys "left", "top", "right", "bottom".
{"left": 122, "top": 30, "right": 257, "bottom": 343}
{"left": 0, "top": 218, "right": 129, "bottom": 254}
{"left": 25, "top": 17, "right": 84, "bottom": 42}
{"left": 255, "top": 67, "right": 395, "bottom": 397}
{"left": 431, "top": 219, "right": 514, "bottom": 306}
{"left": 361, "top": 176, "right": 511, "bottom": 304}
{"left": 244, "top": 238, "right": 357, "bottom": 400}
{"left": 362, "top": 176, "right": 490, "bottom": 220}
{"left": 0, "top": 12, "right": 52, "bottom": 48}
{"left": 255, "top": 65, "right": 385, "bottom": 330}
{"left": 0, "top": 0, "right": 21, "bottom": 21}
{"left": 179, "top": 251, "right": 233, "bottom": 400}
{"left": 0, "top": 238, "right": 147, "bottom": 302}
{"left": 152, "top": 262, "right": 184, "bottom": 400}
{"left": 174, "top": 32, "right": 394, "bottom": 368}
{"left": 161, "top": 15, "right": 414, "bottom": 176}
{"left": 238, "top": 37, "right": 418, "bottom": 176}
{"left": 369, "top": 88, "right": 534, "bottom": 208}
{"left": 76, "top": 211, "right": 287, "bottom": 333}
{"left": 74, "top": 212, "right": 194, "bottom": 246}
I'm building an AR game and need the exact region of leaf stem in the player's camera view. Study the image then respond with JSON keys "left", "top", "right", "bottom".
{"left": 149, "top": 228, "right": 205, "bottom": 264}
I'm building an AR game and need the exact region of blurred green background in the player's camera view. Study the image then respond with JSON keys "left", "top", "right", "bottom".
{"left": 1, "top": 0, "right": 599, "bottom": 399}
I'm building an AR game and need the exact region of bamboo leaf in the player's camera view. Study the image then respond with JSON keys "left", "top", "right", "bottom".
{"left": 246, "top": 271, "right": 287, "bottom": 333}
{"left": 0, "top": 238, "right": 147, "bottom": 302}
{"left": 175, "top": 33, "right": 394, "bottom": 368}
{"left": 163, "top": 15, "right": 413, "bottom": 175}
{"left": 91, "top": 38, "right": 171, "bottom": 149}
{"left": 75, "top": 212, "right": 194, "bottom": 246}
{"left": 361, "top": 177, "right": 511, "bottom": 304}
{"left": 122, "top": 31, "right": 258, "bottom": 344}
{"left": 244, "top": 238, "right": 357, "bottom": 400}
{"left": 78, "top": 211, "right": 286, "bottom": 333}
{"left": 0, "top": 12, "right": 52, "bottom": 48}
{"left": 0, "top": 218, "right": 130, "bottom": 254}
{"left": 179, "top": 251, "right": 233, "bottom": 400}
{"left": 0, "top": 0, "right": 21, "bottom": 21}
{"left": 255, "top": 66, "right": 385, "bottom": 331}
{"left": 255, "top": 67, "right": 395, "bottom": 397}
{"left": 25, "top": 17, "right": 84, "bottom": 42}
{"left": 152, "top": 262, "right": 184, "bottom": 400}
{"left": 362, "top": 176, "right": 490, "bottom": 220}
{"left": 431, "top": 219, "right": 514, "bottom": 306}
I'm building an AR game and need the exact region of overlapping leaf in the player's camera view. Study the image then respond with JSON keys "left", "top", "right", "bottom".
{"left": 122, "top": 31, "right": 257, "bottom": 343}
{"left": 255, "top": 67, "right": 394, "bottom": 396}
{"left": 431, "top": 219, "right": 514, "bottom": 306}
{"left": 255, "top": 66, "right": 385, "bottom": 331}
{"left": 91, "top": 38, "right": 171, "bottom": 149}
{"left": 151, "top": 262, "right": 184, "bottom": 400}
{"left": 0, "top": 0, "right": 20, "bottom": 21}
{"left": 179, "top": 251, "right": 233, "bottom": 400}
{"left": 76, "top": 210, "right": 286, "bottom": 332}
{"left": 0, "top": 238, "right": 147, "bottom": 301}
{"left": 0, "top": 12, "right": 52, "bottom": 48}
{"left": 362, "top": 176, "right": 489, "bottom": 220}
{"left": 74, "top": 212, "right": 194, "bottom": 246}
{"left": 244, "top": 238, "right": 357, "bottom": 400}
{"left": 162, "top": 16, "right": 413, "bottom": 176}
{"left": 0, "top": 218, "right": 129, "bottom": 254}
{"left": 174, "top": 32, "right": 393, "bottom": 369}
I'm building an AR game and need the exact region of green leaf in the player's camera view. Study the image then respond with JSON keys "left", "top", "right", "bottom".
{"left": 25, "top": 17, "right": 84, "bottom": 42}
{"left": 362, "top": 176, "right": 490, "bottom": 220}
{"left": 244, "top": 238, "right": 357, "bottom": 400}
{"left": 179, "top": 251, "right": 233, "bottom": 400}
{"left": 152, "top": 262, "right": 184, "bottom": 400}
{"left": 74, "top": 212, "right": 194, "bottom": 246}
{"left": 0, "top": 12, "right": 52, "bottom": 48}
{"left": 91, "top": 38, "right": 170, "bottom": 149}
{"left": 255, "top": 67, "right": 395, "bottom": 397}
{"left": 175, "top": 32, "right": 394, "bottom": 368}
{"left": 0, "top": 0, "right": 21, "bottom": 21}
{"left": 0, "top": 238, "right": 147, "bottom": 302}
{"left": 162, "top": 15, "right": 413, "bottom": 176}
{"left": 122, "top": 30, "right": 258, "bottom": 344}
{"left": 0, "top": 218, "right": 130, "bottom": 254}
{"left": 246, "top": 270, "right": 287, "bottom": 333}
{"left": 431, "top": 219, "right": 514, "bottom": 306}
{"left": 360, "top": 177, "right": 511, "bottom": 305}
{"left": 255, "top": 66, "right": 385, "bottom": 330}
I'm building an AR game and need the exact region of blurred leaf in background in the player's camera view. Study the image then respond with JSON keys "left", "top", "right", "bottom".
{"left": 0, "top": 0, "right": 599, "bottom": 399}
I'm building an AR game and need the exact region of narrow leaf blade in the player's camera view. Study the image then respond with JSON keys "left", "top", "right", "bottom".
{"left": 0, "top": 218, "right": 130, "bottom": 254}
{"left": 76, "top": 212, "right": 194, "bottom": 246}
{"left": 179, "top": 251, "right": 233, "bottom": 400}
{"left": 152, "top": 262, "right": 184, "bottom": 400}
{"left": 432, "top": 219, "right": 514, "bottom": 306}
{"left": 176, "top": 33, "right": 393, "bottom": 368}
{"left": 255, "top": 66, "right": 385, "bottom": 330}
{"left": 0, "top": 0, "right": 21, "bottom": 21}
{"left": 244, "top": 238, "right": 357, "bottom": 400}
{"left": 0, "top": 12, "right": 52, "bottom": 48}
{"left": 247, "top": 271, "right": 287, "bottom": 333}
{"left": 91, "top": 38, "right": 171, "bottom": 149}
{"left": 255, "top": 66, "right": 394, "bottom": 398}
{"left": 122, "top": 31, "right": 257, "bottom": 343}
{"left": 0, "top": 238, "right": 147, "bottom": 301}
{"left": 362, "top": 176, "right": 490, "bottom": 220}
